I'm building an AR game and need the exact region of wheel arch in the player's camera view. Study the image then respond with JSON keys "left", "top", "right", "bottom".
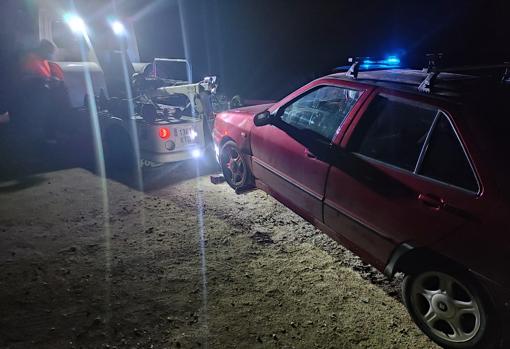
{"left": 384, "top": 243, "right": 465, "bottom": 277}
{"left": 219, "top": 135, "right": 235, "bottom": 147}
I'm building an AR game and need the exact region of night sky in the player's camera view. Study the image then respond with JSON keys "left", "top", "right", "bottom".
{"left": 180, "top": 0, "right": 510, "bottom": 99}
{"left": 1, "top": 0, "right": 509, "bottom": 100}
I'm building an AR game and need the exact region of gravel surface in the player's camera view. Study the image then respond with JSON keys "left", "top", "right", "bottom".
{"left": 0, "top": 154, "right": 439, "bottom": 348}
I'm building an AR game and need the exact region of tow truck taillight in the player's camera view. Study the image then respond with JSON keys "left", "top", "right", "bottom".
{"left": 159, "top": 127, "right": 170, "bottom": 140}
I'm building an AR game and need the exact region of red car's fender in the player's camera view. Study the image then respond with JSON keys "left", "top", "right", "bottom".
{"left": 213, "top": 103, "right": 274, "bottom": 154}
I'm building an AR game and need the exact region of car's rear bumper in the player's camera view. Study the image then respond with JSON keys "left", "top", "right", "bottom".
{"left": 140, "top": 146, "right": 205, "bottom": 164}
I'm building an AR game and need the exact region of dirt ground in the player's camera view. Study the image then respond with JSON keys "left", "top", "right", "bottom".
{"left": 0, "top": 152, "right": 439, "bottom": 349}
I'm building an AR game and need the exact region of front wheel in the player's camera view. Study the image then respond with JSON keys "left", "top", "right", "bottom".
{"left": 219, "top": 141, "right": 252, "bottom": 191}
{"left": 402, "top": 270, "right": 498, "bottom": 349}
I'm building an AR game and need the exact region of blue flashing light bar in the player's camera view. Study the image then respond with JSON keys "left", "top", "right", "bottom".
{"left": 363, "top": 56, "right": 401, "bottom": 67}
{"left": 334, "top": 55, "right": 403, "bottom": 74}
{"left": 385, "top": 56, "right": 401, "bottom": 65}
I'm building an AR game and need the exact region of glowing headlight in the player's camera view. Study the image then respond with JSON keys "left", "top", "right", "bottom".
{"left": 111, "top": 20, "right": 126, "bottom": 36}
{"left": 64, "top": 14, "right": 87, "bottom": 34}
{"left": 191, "top": 149, "right": 202, "bottom": 158}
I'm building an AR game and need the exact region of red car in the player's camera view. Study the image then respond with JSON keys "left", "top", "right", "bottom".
{"left": 212, "top": 66, "right": 510, "bottom": 349}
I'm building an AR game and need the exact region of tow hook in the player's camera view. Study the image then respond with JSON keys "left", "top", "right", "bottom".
{"left": 210, "top": 174, "right": 225, "bottom": 184}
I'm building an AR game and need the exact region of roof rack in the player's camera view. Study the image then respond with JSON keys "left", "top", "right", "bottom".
{"left": 346, "top": 57, "right": 362, "bottom": 79}
{"left": 418, "top": 53, "right": 510, "bottom": 93}
{"left": 503, "top": 66, "right": 510, "bottom": 83}
{"left": 417, "top": 53, "right": 443, "bottom": 93}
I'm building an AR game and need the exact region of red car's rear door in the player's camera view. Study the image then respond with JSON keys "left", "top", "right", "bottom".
{"left": 323, "top": 91, "right": 482, "bottom": 269}
{"left": 250, "top": 82, "right": 368, "bottom": 223}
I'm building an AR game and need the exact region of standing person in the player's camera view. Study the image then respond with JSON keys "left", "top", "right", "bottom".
{"left": 18, "top": 39, "right": 68, "bottom": 143}
{"left": 20, "top": 39, "right": 58, "bottom": 80}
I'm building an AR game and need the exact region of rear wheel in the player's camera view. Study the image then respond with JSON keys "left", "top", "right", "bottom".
{"left": 402, "top": 270, "right": 498, "bottom": 349}
{"left": 219, "top": 141, "right": 252, "bottom": 191}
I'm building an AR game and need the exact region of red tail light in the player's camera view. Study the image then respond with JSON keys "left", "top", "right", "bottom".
{"left": 159, "top": 127, "right": 170, "bottom": 140}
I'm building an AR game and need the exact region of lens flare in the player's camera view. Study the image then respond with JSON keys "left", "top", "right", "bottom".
{"left": 192, "top": 149, "right": 202, "bottom": 158}
{"left": 111, "top": 21, "right": 126, "bottom": 36}
{"left": 64, "top": 14, "right": 87, "bottom": 34}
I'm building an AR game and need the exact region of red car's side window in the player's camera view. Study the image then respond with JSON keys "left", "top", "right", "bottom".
{"left": 279, "top": 85, "right": 362, "bottom": 141}
{"left": 347, "top": 94, "right": 479, "bottom": 192}
{"left": 348, "top": 94, "right": 437, "bottom": 171}
{"left": 417, "top": 112, "right": 479, "bottom": 192}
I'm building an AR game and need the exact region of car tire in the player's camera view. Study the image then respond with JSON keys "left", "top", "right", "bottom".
{"left": 219, "top": 140, "right": 252, "bottom": 191}
{"left": 402, "top": 270, "right": 499, "bottom": 349}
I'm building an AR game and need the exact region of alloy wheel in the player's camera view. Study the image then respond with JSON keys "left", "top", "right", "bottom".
{"left": 221, "top": 145, "right": 246, "bottom": 187}
{"left": 409, "top": 271, "right": 482, "bottom": 344}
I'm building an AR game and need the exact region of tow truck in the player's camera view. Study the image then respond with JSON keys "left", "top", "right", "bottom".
{"left": 34, "top": 0, "right": 220, "bottom": 169}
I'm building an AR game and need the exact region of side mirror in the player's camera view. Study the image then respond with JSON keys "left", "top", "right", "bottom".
{"left": 253, "top": 110, "right": 273, "bottom": 127}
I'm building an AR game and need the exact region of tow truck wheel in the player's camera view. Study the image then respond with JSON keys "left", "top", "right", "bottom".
{"left": 219, "top": 141, "right": 252, "bottom": 191}
{"left": 402, "top": 270, "right": 498, "bottom": 349}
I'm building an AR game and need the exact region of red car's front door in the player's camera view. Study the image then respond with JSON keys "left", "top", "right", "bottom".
{"left": 250, "top": 83, "right": 366, "bottom": 223}
{"left": 323, "top": 91, "right": 482, "bottom": 269}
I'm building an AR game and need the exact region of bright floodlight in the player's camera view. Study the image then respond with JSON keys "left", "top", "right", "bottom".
{"left": 64, "top": 14, "right": 86, "bottom": 34}
{"left": 191, "top": 149, "right": 202, "bottom": 158}
{"left": 111, "top": 20, "right": 126, "bottom": 36}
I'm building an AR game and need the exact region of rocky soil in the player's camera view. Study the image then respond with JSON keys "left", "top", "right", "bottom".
{"left": 0, "top": 154, "right": 438, "bottom": 348}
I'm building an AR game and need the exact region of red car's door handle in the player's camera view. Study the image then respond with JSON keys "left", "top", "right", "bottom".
{"left": 418, "top": 193, "right": 444, "bottom": 210}
{"left": 305, "top": 150, "right": 317, "bottom": 159}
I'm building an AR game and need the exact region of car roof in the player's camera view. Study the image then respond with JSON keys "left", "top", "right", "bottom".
{"left": 328, "top": 68, "right": 508, "bottom": 100}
